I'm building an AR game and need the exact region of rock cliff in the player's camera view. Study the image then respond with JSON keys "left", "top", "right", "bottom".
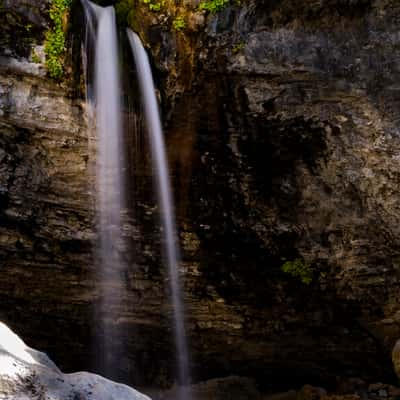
{"left": 1, "top": 0, "right": 400, "bottom": 393}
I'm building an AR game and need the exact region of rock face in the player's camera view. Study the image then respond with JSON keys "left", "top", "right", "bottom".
{"left": 0, "top": 321, "right": 150, "bottom": 400}
{"left": 127, "top": 0, "right": 400, "bottom": 387}
{"left": 0, "top": 0, "right": 50, "bottom": 59}
{"left": 148, "top": 376, "right": 262, "bottom": 400}
{"left": 2, "top": 0, "right": 400, "bottom": 393}
{"left": 0, "top": 2, "right": 96, "bottom": 382}
{"left": 392, "top": 340, "right": 400, "bottom": 380}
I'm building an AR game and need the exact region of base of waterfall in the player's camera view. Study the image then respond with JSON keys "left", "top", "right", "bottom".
{"left": 146, "top": 380, "right": 400, "bottom": 400}
{"left": 0, "top": 322, "right": 150, "bottom": 400}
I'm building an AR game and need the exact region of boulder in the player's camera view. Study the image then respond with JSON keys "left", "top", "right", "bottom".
{"left": 392, "top": 340, "right": 400, "bottom": 381}
{"left": 0, "top": 321, "right": 150, "bottom": 400}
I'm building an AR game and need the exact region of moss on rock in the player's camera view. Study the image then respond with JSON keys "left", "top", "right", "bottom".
{"left": 44, "top": 0, "right": 71, "bottom": 79}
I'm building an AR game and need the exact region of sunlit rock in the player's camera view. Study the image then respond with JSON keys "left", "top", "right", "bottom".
{"left": 0, "top": 322, "right": 150, "bottom": 400}
{"left": 392, "top": 339, "right": 400, "bottom": 381}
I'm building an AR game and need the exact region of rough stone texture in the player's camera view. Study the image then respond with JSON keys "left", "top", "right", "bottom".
{"left": 146, "top": 380, "right": 400, "bottom": 400}
{"left": 147, "top": 376, "right": 262, "bottom": 399}
{"left": 135, "top": 0, "right": 400, "bottom": 388}
{"left": 0, "top": 17, "right": 96, "bottom": 381}
{"left": 0, "top": 0, "right": 50, "bottom": 58}
{"left": 0, "top": 321, "right": 150, "bottom": 400}
{"left": 392, "top": 339, "right": 400, "bottom": 380}
{"left": 3, "top": 0, "right": 400, "bottom": 394}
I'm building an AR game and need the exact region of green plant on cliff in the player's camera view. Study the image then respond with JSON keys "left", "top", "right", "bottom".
{"left": 281, "top": 258, "right": 314, "bottom": 285}
{"left": 143, "top": 0, "right": 165, "bottom": 12}
{"left": 199, "top": 0, "right": 240, "bottom": 13}
{"left": 31, "top": 50, "right": 41, "bottom": 64}
{"left": 115, "top": 0, "right": 135, "bottom": 27}
{"left": 44, "top": 0, "right": 71, "bottom": 79}
{"left": 172, "top": 15, "right": 186, "bottom": 31}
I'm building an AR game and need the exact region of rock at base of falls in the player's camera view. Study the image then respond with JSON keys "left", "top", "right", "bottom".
{"left": 392, "top": 339, "right": 400, "bottom": 381}
{"left": 0, "top": 322, "right": 151, "bottom": 400}
{"left": 147, "top": 376, "right": 262, "bottom": 399}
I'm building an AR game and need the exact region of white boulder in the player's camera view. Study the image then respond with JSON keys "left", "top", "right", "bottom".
{"left": 0, "top": 322, "right": 151, "bottom": 400}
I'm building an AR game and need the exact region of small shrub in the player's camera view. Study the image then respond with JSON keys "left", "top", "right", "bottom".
{"left": 172, "top": 15, "right": 186, "bottom": 31}
{"left": 281, "top": 258, "right": 313, "bottom": 285}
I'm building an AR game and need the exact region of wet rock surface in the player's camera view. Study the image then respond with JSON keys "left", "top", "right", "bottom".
{"left": 145, "top": 379, "right": 400, "bottom": 400}
{"left": 137, "top": 0, "right": 400, "bottom": 387}
{"left": 2, "top": 0, "right": 400, "bottom": 394}
{"left": 145, "top": 376, "right": 262, "bottom": 399}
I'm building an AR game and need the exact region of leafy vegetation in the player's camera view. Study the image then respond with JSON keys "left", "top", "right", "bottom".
{"left": 281, "top": 258, "right": 314, "bottom": 285}
{"left": 198, "top": 0, "right": 240, "bottom": 13}
{"left": 143, "top": 0, "right": 165, "bottom": 12}
{"left": 31, "top": 50, "right": 41, "bottom": 64}
{"left": 115, "top": 0, "right": 136, "bottom": 26}
{"left": 44, "top": 0, "right": 71, "bottom": 79}
{"left": 172, "top": 15, "right": 186, "bottom": 31}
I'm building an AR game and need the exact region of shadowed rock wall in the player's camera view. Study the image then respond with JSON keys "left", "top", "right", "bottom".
{"left": 1, "top": 0, "right": 400, "bottom": 392}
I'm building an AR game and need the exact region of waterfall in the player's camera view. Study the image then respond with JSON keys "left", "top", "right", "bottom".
{"left": 81, "top": 0, "right": 191, "bottom": 393}
{"left": 82, "top": 0, "right": 128, "bottom": 378}
{"left": 127, "top": 30, "right": 191, "bottom": 398}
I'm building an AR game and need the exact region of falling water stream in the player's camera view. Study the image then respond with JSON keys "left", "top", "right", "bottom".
{"left": 82, "top": 0, "right": 128, "bottom": 378}
{"left": 127, "top": 30, "right": 191, "bottom": 398}
{"left": 81, "top": 1, "right": 191, "bottom": 395}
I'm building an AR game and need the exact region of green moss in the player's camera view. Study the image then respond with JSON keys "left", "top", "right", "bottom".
{"left": 142, "top": 0, "right": 165, "bottom": 12}
{"left": 44, "top": 0, "right": 71, "bottom": 79}
{"left": 172, "top": 15, "right": 186, "bottom": 31}
{"left": 31, "top": 50, "right": 41, "bottom": 64}
{"left": 115, "top": 0, "right": 136, "bottom": 27}
{"left": 281, "top": 258, "right": 314, "bottom": 285}
{"left": 198, "top": 0, "right": 240, "bottom": 13}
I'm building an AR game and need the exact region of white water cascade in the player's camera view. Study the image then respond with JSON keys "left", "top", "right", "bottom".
{"left": 82, "top": 0, "right": 128, "bottom": 377}
{"left": 81, "top": 1, "right": 191, "bottom": 393}
{"left": 127, "top": 30, "right": 191, "bottom": 398}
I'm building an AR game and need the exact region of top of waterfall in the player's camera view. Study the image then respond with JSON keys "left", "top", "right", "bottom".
{"left": 82, "top": 0, "right": 112, "bottom": 19}
{"left": 127, "top": 29, "right": 140, "bottom": 46}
